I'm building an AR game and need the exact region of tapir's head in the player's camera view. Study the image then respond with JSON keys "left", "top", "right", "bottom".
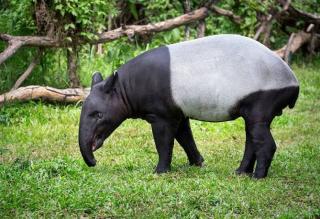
{"left": 79, "top": 72, "right": 126, "bottom": 167}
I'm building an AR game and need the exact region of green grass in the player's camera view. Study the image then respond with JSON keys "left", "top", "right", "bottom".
{"left": 1, "top": 60, "right": 320, "bottom": 218}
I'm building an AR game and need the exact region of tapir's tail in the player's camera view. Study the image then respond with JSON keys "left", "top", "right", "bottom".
{"left": 288, "top": 86, "right": 299, "bottom": 109}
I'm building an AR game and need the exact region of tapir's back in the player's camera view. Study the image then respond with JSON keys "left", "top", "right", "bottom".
{"left": 167, "top": 34, "right": 298, "bottom": 121}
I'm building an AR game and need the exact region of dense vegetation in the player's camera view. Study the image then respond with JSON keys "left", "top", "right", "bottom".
{"left": 1, "top": 58, "right": 320, "bottom": 218}
{"left": 1, "top": 0, "right": 319, "bottom": 92}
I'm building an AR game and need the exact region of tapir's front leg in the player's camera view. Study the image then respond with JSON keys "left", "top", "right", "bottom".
{"left": 151, "top": 118, "right": 179, "bottom": 173}
{"left": 175, "top": 118, "right": 204, "bottom": 166}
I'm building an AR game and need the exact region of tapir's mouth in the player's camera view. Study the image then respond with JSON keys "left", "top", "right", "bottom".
{"left": 92, "top": 133, "right": 104, "bottom": 152}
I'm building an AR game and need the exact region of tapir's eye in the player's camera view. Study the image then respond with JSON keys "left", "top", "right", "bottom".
{"left": 97, "top": 112, "right": 103, "bottom": 119}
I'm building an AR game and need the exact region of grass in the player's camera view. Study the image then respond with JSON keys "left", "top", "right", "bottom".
{"left": 1, "top": 60, "right": 320, "bottom": 218}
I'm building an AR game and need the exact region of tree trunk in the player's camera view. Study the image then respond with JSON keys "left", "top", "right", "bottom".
{"left": 96, "top": 43, "right": 103, "bottom": 55}
{"left": 181, "top": 0, "right": 191, "bottom": 40}
{"left": 67, "top": 46, "right": 80, "bottom": 88}
{"left": 197, "top": 19, "right": 206, "bottom": 38}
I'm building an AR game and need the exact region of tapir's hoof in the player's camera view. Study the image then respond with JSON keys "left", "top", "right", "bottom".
{"left": 190, "top": 155, "right": 204, "bottom": 167}
{"left": 235, "top": 168, "right": 253, "bottom": 176}
{"left": 252, "top": 172, "right": 267, "bottom": 179}
{"left": 155, "top": 166, "right": 171, "bottom": 174}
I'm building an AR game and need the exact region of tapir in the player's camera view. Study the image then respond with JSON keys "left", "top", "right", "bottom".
{"left": 79, "top": 34, "right": 299, "bottom": 179}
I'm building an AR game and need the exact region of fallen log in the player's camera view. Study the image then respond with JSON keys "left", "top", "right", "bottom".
{"left": 0, "top": 86, "right": 90, "bottom": 106}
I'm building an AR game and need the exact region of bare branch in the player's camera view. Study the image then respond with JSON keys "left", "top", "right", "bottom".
{"left": 276, "top": 0, "right": 320, "bottom": 29}
{"left": 275, "top": 31, "right": 312, "bottom": 58}
{"left": 277, "top": 0, "right": 320, "bottom": 24}
{"left": 254, "top": 14, "right": 273, "bottom": 40}
{"left": 254, "top": 0, "right": 291, "bottom": 41}
{"left": 209, "top": 5, "right": 242, "bottom": 24}
{"left": 0, "top": 40, "right": 25, "bottom": 65}
{"left": 0, "top": 7, "right": 211, "bottom": 64}
{"left": 10, "top": 52, "right": 41, "bottom": 91}
{"left": 96, "top": 7, "right": 211, "bottom": 43}
{"left": 0, "top": 33, "right": 59, "bottom": 65}
{"left": 1, "top": 4, "right": 241, "bottom": 48}
{"left": 0, "top": 34, "right": 60, "bottom": 47}
{"left": 284, "top": 33, "right": 295, "bottom": 63}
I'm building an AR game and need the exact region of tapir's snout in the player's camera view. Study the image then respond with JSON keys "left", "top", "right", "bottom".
{"left": 78, "top": 119, "right": 98, "bottom": 167}
{"left": 79, "top": 136, "right": 97, "bottom": 167}
{"left": 78, "top": 118, "right": 121, "bottom": 167}
{"left": 84, "top": 155, "right": 96, "bottom": 167}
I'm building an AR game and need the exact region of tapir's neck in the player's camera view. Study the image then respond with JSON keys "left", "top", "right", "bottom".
{"left": 115, "top": 80, "right": 134, "bottom": 119}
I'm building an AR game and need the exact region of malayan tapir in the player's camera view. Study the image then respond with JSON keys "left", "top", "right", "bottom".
{"left": 78, "top": 34, "right": 299, "bottom": 179}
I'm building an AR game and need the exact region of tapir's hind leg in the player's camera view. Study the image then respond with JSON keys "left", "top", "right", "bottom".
{"left": 237, "top": 118, "right": 276, "bottom": 179}
{"left": 238, "top": 106, "right": 277, "bottom": 179}
{"left": 241, "top": 121, "right": 276, "bottom": 179}
{"left": 175, "top": 118, "right": 204, "bottom": 166}
{"left": 236, "top": 124, "right": 257, "bottom": 176}
{"left": 236, "top": 87, "right": 298, "bottom": 178}
{"left": 249, "top": 122, "right": 276, "bottom": 178}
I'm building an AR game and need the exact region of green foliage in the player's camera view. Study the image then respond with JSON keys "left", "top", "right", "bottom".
{"left": 0, "top": 0, "right": 320, "bottom": 92}
{"left": 0, "top": 48, "right": 71, "bottom": 93}
{"left": 0, "top": 0, "right": 36, "bottom": 35}
{"left": 0, "top": 0, "right": 38, "bottom": 92}
{"left": 0, "top": 58, "right": 320, "bottom": 218}
{"left": 143, "top": 0, "right": 182, "bottom": 22}
{"left": 53, "top": 0, "right": 118, "bottom": 40}
{"left": 78, "top": 29, "right": 186, "bottom": 87}
{"left": 293, "top": 0, "right": 320, "bottom": 14}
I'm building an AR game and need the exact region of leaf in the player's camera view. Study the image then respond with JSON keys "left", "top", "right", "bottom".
{"left": 65, "top": 37, "right": 72, "bottom": 42}
{"left": 129, "top": 2, "right": 139, "bottom": 20}
{"left": 55, "top": 4, "right": 63, "bottom": 11}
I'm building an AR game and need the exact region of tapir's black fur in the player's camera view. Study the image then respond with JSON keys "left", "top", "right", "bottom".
{"left": 79, "top": 46, "right": 299, "bottom": 179}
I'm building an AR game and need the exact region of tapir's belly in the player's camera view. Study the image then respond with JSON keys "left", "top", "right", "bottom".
{"left": 168, "top": 35, "right": 298, "bottom": 121}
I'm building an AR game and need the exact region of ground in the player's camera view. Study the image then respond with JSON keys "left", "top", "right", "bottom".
{"left": 0, "top": 60, "right": 319, "bottom": 218}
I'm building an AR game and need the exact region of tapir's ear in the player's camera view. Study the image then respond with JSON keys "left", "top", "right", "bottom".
{"left": 91, "top": 72, "right": 103, "bottom": 88}
{"left": 103, "top": 71, "right": 118, "bottom": 93}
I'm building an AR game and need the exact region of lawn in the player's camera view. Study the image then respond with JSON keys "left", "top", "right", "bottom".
{"left": 0, "top": 60, "right": 319, "bottom": 218}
